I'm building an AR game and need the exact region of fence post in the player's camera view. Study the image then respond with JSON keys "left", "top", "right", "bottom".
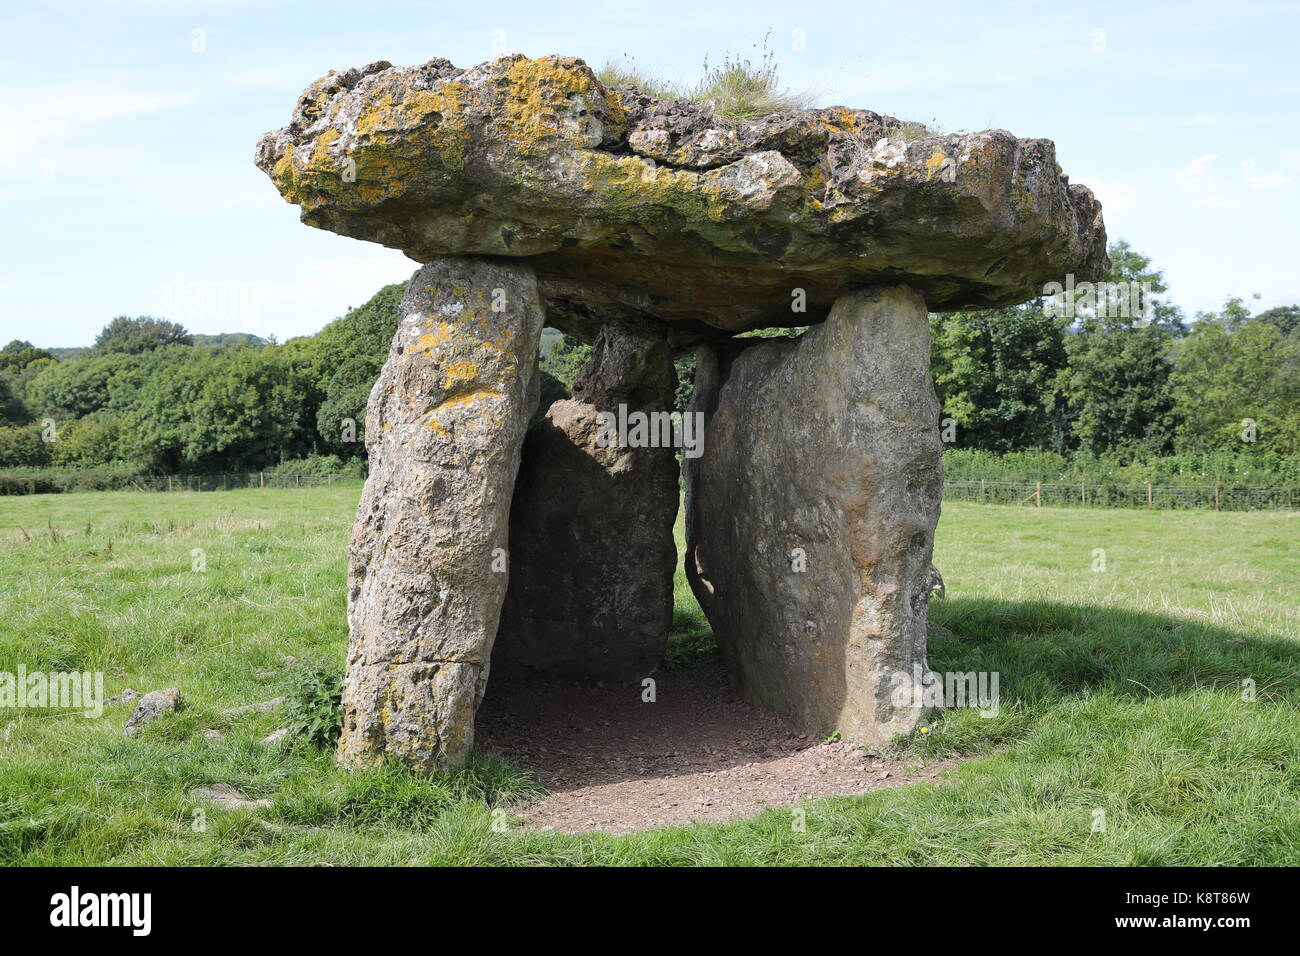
{"left": 259, "top": 471, "right": 265, "bottom": 488}
{"left": 1081, "top": 482, "right": 1085, "bottom": 505}
{"left": 1147, "top": 482, "right": 1152, "bottom": 507}
{"left": 167, "top": 476, "right": 172, "bottom": 493}
{"left": 1214, "top": 486, "right": 1220, "bottom": 510}
{"left": 1035, "top": 481, "right": 1042, "bottom": 508}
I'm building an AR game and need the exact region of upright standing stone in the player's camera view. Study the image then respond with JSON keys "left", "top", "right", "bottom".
{"left": 494, "top": 318, "right": 679, "bottom": 682}
{"left": 338, "top": 256, "right": 544, "bottom": 772}
{"left": 685, "top": 286, "right": 943, "bottom": 744}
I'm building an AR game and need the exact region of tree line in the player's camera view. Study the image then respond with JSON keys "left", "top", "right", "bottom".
{"left": 0, "top": 241, "right": 1296, "bottom": 483}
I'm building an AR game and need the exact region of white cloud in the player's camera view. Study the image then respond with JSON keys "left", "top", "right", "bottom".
{"left": 1169, "top": 154, "right": 1218, "bottom": 180}
{"left": 0, "top": 87, "right": 193, "bottom": 179}
{"left": 1164, "top": 154, "right": 1243, "bottom": 209}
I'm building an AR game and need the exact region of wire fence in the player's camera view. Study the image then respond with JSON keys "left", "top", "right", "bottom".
{"left": 118, "top": 474, "right": 1300, "bottom": 510}
{"left": 125, "top": 472, "right": 366, "bottom": 492}
{"left": 4, "top": 469, "right": 1296, "bottom": 511}
{"left": 944, "top": 479, "right": 1297, "bottom": 511}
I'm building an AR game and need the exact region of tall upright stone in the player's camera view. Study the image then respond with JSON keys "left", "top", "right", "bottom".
{"left": 338, "top": 256, "right": 544, "bottom": 773}
{"left": 494, "top": 318, "right": 679, "bottom": 683}
{"left": 685, "top": 286, "right": 943, "bottom": 744}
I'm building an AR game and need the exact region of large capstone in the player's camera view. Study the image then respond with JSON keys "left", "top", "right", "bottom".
{"left": 685, "top": 286, "right": 943, "bottom": 744}
{"left": 256, "top": 54, "right": 1108, "bottom": 331}
{"left": 494, "top": 317, "right": 679, "bottom": 682}
{"left": 338, "top": 255, "right": 544, "bottom": 773}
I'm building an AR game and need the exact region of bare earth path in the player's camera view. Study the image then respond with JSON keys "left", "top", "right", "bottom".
{"left": 476, "top": 663, "right": 955, "bottom": 833}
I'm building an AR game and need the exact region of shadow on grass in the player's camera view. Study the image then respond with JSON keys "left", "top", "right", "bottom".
{"left": 914, "top": 596, "right": 1300, "bottom": 756}
{"left": 474, "top": 596, "right": 1300, "bottom": 791}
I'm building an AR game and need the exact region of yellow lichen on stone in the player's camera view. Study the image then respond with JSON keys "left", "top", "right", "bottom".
{"left": 580, "top": 152, "right": 718, "bottom": 225}
{"left": 355, "top": 80, "right": 471, "bottom": 172}
{"left": 437, "top": 389, "right": 502, "bottom": 412}
{"left": 801, "top": 164, "right": 829, "bottom": 211}
{"left": 416, "top": 322, "right": 455, "bottom": 353}
{"left": 502, "top": 56, "right": 602, "bottom": 155}
{"left": 924, "top": 146, "right": 949, "bottom": 181}
{"left": 444, "top": 360, "right": 478, "bottom": 387}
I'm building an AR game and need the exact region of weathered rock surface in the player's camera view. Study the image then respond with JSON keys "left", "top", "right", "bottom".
{"left": 338, "top": 256, "right": 544, "bottom": 773}
{"left": 494, "top": 318, "right": 679, "bottom": 682}
{"left": 221, "top": 696, "right": 285, "bottom": 716}
{"left": 190, "top": 784, "right": 272, "bottom": 811}
{"left": 685, "top": 286, "right": 942, "bottom": 743}
{"left": 256, "top": 54, "right": 1107, "bottom": 330}
{"left": 123, "top": 688, "right": 181, "bottom": 736}
{"left": 260, "top": 728, "right": 291, "bottom": 749}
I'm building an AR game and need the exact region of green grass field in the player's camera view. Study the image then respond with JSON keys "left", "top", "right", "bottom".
{"left": 1, "top": 487, "right": 1297, "bottom": 865}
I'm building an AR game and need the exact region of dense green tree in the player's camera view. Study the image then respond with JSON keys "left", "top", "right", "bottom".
{"left": 120, "top": 348, "right": 315, "bottom": 471}
{"left": 1058, "top": 322, "right": 1178, "bottom": 456}
{"left": 49, "top": 419, "right": 122, "bottom": 467}
{"left": 1054, "top": 242, "right": 1183, "bottom": 456}
{"left": 92, "top": 315, "right": 193, "bottom": 355}
{"left": 0, "top": 340, "right": 56, "bottom": 424}
{"left": 190, "top": 332, "right": 269, "bottom": 349}
{"left": 673, "top": 352, "right": 695, "bottom": 412}
{"left": 534, "top": 369, "right": 568, "bottom": 423}
{"left": 0, "top": 378, "right": 27, "bottom": 425}
{"left": 539, "top": 332, "right": 593, "bottom": 391}
{"left": 0, "top": 340, "right": 54, "bottom": 372}
{"left": 25, "top": 352, "right": 138, "bottom": 418}
{"left": 315, "top": 355, "right": 382, "bottom": 458}
{"left": 1172, "top": 300, "right": 1300, "bottom": 455}
{"left": 308, "top": 282, "right": 404, "bottom": 453}
{"left": 930, "top": 304, "right": 1069, "bottom": 452}
{"left": 1255, "top": 305, "right": 1300, "bottom": 338}
{"left": 0, "top": 423, "right": 51, "bottom": 467}
{"left": 309, "top": 283, "right": 404, "bottom": 370}
{"left": 7, "top": 244, "right": 1292, "bottom": 479}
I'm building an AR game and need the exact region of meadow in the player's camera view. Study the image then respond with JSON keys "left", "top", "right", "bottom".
{"left": 0, "top": 486, "right": 1297, "bottom": 865}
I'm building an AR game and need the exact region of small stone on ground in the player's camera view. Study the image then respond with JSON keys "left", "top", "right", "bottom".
{"left": 260, "top": 728, "right": 291, "bottom": 748}
{"left": 190, "top": 784, "right": 271, "bottom": 811}
{"left": 123, "top": 688, "right": 181, "bottom": 736}
{"left": 221, "top": 696, "right": 285, "bottom": 715}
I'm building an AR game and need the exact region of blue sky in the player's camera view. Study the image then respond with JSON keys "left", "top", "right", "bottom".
{"left": 2, "top": 0, "right": 1298, "bottom": 347}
